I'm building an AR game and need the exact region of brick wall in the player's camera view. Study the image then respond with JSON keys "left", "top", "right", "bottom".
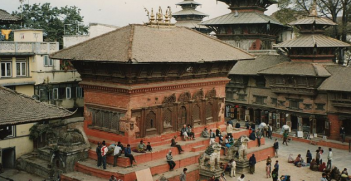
{"left": 328, "top": 114, "right": 341, "bottom": 140}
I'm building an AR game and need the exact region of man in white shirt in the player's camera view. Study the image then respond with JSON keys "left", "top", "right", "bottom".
{"left": 101, "top": 141, "right": 108, "bottom": 169}
{"left": 327, "top": 148, "right": 333, "bottom": 170}
{"left": 113, "top": 143, "right": 122, "bottom": 167}
{"left": 230, "top": 159, "right": 236, "bottom": 177}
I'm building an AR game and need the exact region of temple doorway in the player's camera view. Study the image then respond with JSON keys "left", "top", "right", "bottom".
{"left": 178, "top": 106, "right": 187, "bottom": 129}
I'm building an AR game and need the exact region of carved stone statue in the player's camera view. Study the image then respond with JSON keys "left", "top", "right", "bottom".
{"left": 227, "top": 135, "right": 249, "bottom": 161}
{"left": 199, "top": 143, "right": 223, "bottom": 178}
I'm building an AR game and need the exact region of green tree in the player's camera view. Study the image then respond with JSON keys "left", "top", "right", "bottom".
{"left": 10, "top": 3, "right": 88, "bottom": 48}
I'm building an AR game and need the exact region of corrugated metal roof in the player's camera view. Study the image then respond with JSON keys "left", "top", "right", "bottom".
{"left": 0, "top": 86, "right": 73, "bottom": 126}
{"left": 176, "top": 0, "right": 202, "bottom": 6}
{"left": 50, "top": 24, "right": 254, "bottom": 63}
{"left": 289, "top": 16, "right": 336, "bottom": 26}
{"left": 173, "top": 9, "right": 208, "bottom": 16}
{"left": 318, "top": 65, "right": 351, "bottom": 92}
{"left": 258, "top": 62, "right": 331, "bottom": 77}
{"left": 274, "top": 34, "right": 350, "bottom": 48}
{"left": 201, "top": 12, "right": 283, "bottom": 26}
{"left": 0, "top": 9, "right": 20, "bottom": 22}
{"left": 229, "top": 55, "right": 289, "bottom": 75}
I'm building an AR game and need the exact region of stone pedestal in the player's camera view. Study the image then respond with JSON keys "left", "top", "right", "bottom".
{"left": 235, "top": 160, "right": 249, "bottom": 174}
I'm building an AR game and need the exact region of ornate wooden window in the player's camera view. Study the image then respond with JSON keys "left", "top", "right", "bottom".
{"left": 289, "top": 100, "right": 300, "bottom": 109}
{"left": 254, "top": 95, "right": 266, "bottom": 105}
{"left": 163, "top": 108, "right": 172, "bottom": 128}
{"left": 206, "top": 102, "right": 213, "bottom": 120}
{"left": 178, "top": 106, "right": 187, "bottom": 128}
{"left": 146, "top": 111, "right": 156, "bottom": 130}
{"left": 90, "top": 108, "right": 124, "bottom": 134}
{"left": 315, "top": 103, "right": 325, "bottom": 110}
{"left": 193, "top": 104, "right": 201, "bottom": 123}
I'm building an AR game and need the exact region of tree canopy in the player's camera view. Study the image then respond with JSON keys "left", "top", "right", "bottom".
{"left": 9, "top": 3, "right": 88, "bottom": 48}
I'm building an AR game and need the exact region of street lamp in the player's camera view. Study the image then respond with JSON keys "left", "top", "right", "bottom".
{"left": 64, "top": 24, "right": 72, "bottom": 35}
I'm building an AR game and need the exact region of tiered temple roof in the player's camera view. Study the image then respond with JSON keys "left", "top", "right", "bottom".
{"left": 173, "top": 0, "right": 209, "bottom": 33}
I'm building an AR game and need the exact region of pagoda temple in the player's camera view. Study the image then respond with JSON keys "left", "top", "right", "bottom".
{"left": 201, "top": 0, "right": 290, "bottom": 50}
{"left": 225, "top": 0, "right": 351, "bottom": 142}
{"left": 173, "top": 0, "right": 210, "bottom": 33}
{"left": 51, "top": 8, "right": 255, "bottom": 180}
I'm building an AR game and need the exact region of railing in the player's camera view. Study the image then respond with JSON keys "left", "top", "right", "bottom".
{"left": 0, "top": 41, "right": 59, "bottom": 55}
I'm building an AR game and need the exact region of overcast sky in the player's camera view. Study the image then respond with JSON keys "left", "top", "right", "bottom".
{"left": 1, "top": 0, "right": 278, "bottom": 27}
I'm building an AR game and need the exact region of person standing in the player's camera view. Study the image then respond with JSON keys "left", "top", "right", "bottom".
{"left": 249, "top": 154, "right": 256, "bottom": 174}
{"left": 113, "top": 143, "right": 122, "bottom": 167}
{"left": 273, "top": 139, "right": 279, "bottom": 158}
{"left": 256, "top": 129, "right": 261, "bottom": 147}
{"left": 96, "top": 142, "right": 102, "bottom": 168}
{"left": 340, "top": 127, "right": 346, "bottom": 143}
{"left": 316, "top": 149, "right": 321, "bottom": 165}
{"left": 272, "top": 168, "right": 278, "bottom": 181}
{"left": 166, "top": 150, "right": 176, "bottom": 171}
{"left": 180, "top": 168, "right": 187, "bottom": 181}
{"left": 268, "top": 124, "right": 272, "bottom": 139}
{"left": 230, "top": 159, "right": 236, "bottom": 177}
{"left": 283, "top": 130, "right": 289, "bottom": 146}
{"left": 124, "top": 144, "right": 137, "bottom": 167}
{"left": 274, "top": 160, "right": 279, "bottom": 175}
{"left": 266, "top": 162, "right": 271, "bottom": 178}
{"left": 306, "top": 150, "right": 312, "bottom": 164}
{"left": 101, "top": 141, "right": 108, "bottom": 170}
{"left": 327, "top": 148, "right": 332, "bottom": 170}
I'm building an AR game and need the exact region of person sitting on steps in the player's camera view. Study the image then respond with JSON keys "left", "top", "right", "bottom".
{"left": 171, "top": 136, "right": 184, "bottom": 154}
{"left": 181, "top": 124, "right": 189, "bottom": 141}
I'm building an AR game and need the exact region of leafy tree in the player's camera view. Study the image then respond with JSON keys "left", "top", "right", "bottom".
{"left": 9, "top": 3, "right": 88, "bottom": 48}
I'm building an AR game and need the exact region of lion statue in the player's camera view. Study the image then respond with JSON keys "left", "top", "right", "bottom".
{"left": 199, "top": 142, "right": 222, "bottom": 171}
{"left": 227, "top": 135, "right": 249, "bottom": 161}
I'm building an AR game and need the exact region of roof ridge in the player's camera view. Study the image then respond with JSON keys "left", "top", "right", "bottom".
{"left": 50, "top": 25, "right": 131, "bottom": 59}
{"left": 127, "top": 24, "right": 135, "bottom": 62}
{"left": 257, "top": 62, "right": 288, "bottom": 74}
{"left": 180, "top": 27, "right": 255, "bottom": 60}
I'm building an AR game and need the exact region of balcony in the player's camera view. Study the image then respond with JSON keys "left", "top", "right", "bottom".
{"left": 0, "top": 42, "right": 59, "bottom": 55}
{"left": 331, "top": 99, "right": 351, "bottom": 108}
{"left": 270, "top": 85, "right": 316, "bottom": 96}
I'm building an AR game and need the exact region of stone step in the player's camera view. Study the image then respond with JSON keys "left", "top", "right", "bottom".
{"left": 191, "top": 145, "right": 207, "bottom": 152}
{"left": 36, "top": 147, "right": 52, "bottom": 162}
{"left": 75, "top": 151, "right": 201, "bottom": 180}
{"left": 152, "top": 164, "right": 200, "bottom": 181}
{"left": 17, "top": 155, "right": 52, "bottom": 179}
{"left": 61, "top": 171, "right": 106, "bottom": 181}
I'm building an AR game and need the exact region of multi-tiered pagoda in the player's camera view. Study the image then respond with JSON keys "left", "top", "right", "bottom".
{"left": 201, "top": 0, "right": 289, "bottom": 50}
{"left": 173, "top": 0, "right": 210, "bottom": 33}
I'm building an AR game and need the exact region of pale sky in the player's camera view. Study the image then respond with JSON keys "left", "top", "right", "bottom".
{"left": 1, "top": 0, "right": 278, "bottom": 27}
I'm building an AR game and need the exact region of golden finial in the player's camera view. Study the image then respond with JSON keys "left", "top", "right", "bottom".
{"left": 156, "top": 6, "right": 163, "bottom": 23}
{"left": 309, "top": 0, "right": 317, "bottom": 17}
{"left": 150, "top": 8, "right": 156, "bottom": 23}
{"left": 144, "top": 7, "right": 150, "bottom": 21}
{"left": 164, "top": 6, "right": 172, "bottom": 24}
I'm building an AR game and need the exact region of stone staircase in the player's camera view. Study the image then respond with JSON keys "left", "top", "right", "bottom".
{"left": 61, "top": 123, "right": 275, "bottom": 181}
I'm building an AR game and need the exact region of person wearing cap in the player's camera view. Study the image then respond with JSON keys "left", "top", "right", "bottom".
{"left": 166, "top": 150, "right": 176, "bottom": 171}
{"left": 101, "top": 141, "right": 108, "bottom": 169}
{"left": 96, "top": 142, "right": 102, "bottom": 168}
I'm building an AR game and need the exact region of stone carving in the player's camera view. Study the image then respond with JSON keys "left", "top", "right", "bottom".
{"left": 193, "top": 89, "right": 204, "bottom": 101}
{"left": 163, "top": 108, "right": 172, "bottom": 127}
{"left": 178, "top": 92, "right": 191, "bottom": 103}
{"left": 227, "top": 135, "right": 249, "bottom": 162}
{"left": 199, "top": 143, "right": 223, "bottom": 178}
{"left": 162, "top": 93, "right": 176, "bottom": 104}
{"left": 206, "top": 88, "right": 217, "bottom": 98}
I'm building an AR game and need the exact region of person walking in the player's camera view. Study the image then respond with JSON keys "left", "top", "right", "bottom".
{"left": 256, "top": 129, "right": 261, "bottom": 147}
{"left": 96, "top": 142, "right": 102, "bottom": 168}
{"left": 268, "top": 124, "right": 273, "bottom": 139}
{"left": 282, "top": 130, "right": 289, "bottom": 146}
{"left": 101, "top": 141, "right": 108, "bottom": 170}
{"left": 166, "top": 150, "right": 176, "bottom": 171}
{"left": 327, "top": 148, "right": 333, "bottom": 170}
{"left": 249, "top": 154, "right": 256, "bottom": 174}
{"left": 340, "top": 127, "right": 346, "bottom": 143}
{"left": 124, "top": 144, "right": 137, "bottom": 167}
{"left": 273, "top": 139, "right": 279, "bottom": 158}
{"left": 180, "top": 168, "right": 187, "bottom": 181}
{"left": 272, "top": 168, "right": 278, "bottom": 181}
{"left": 306, "top": 150, "right": 312, "bottom": 164}
{"left": 113, "top": 142, "right": 122, "bottom": 167}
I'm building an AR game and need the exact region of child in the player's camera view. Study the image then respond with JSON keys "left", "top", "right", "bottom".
{"left": 147, "top": 142, "right": 152, "bottom": 152}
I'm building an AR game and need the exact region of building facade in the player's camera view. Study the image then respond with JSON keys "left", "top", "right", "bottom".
{"left": 201, "top": 0, "right": 292, "bottom": 50}
{"left": 225, "top": 2, "right": 351, "bottom": 141}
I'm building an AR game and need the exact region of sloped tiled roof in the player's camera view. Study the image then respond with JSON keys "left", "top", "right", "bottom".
{"left": 173, "top": 9, "right": 208, "bottom": 16}
{"left": 258, "top": 62, "right": 331, "bottom": 77}
{"left": 0, "top": 9, "right": 20, "bottom": 22}
{"left": 274, "top": 34, "right": 350, "bottom": 48}
{"left": 229, "top": 55, "right": 289, "bottom": 75}
{"left": 289, "top": 16, "right": 336, "bottom": 26}
{"left": 0, "top": 86, "right": 73, "bottom": 126}
{"left": 318, "top": 65, "right": 351, "bottom": 92}
{"left": 50, "top": 24, "right": 254, "bottom": 63}
{"left": 201, "top": 12, "right": 283, "bottom": 26}
{"left": 176, "top": 0, "right": 202, "bottom": 6}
